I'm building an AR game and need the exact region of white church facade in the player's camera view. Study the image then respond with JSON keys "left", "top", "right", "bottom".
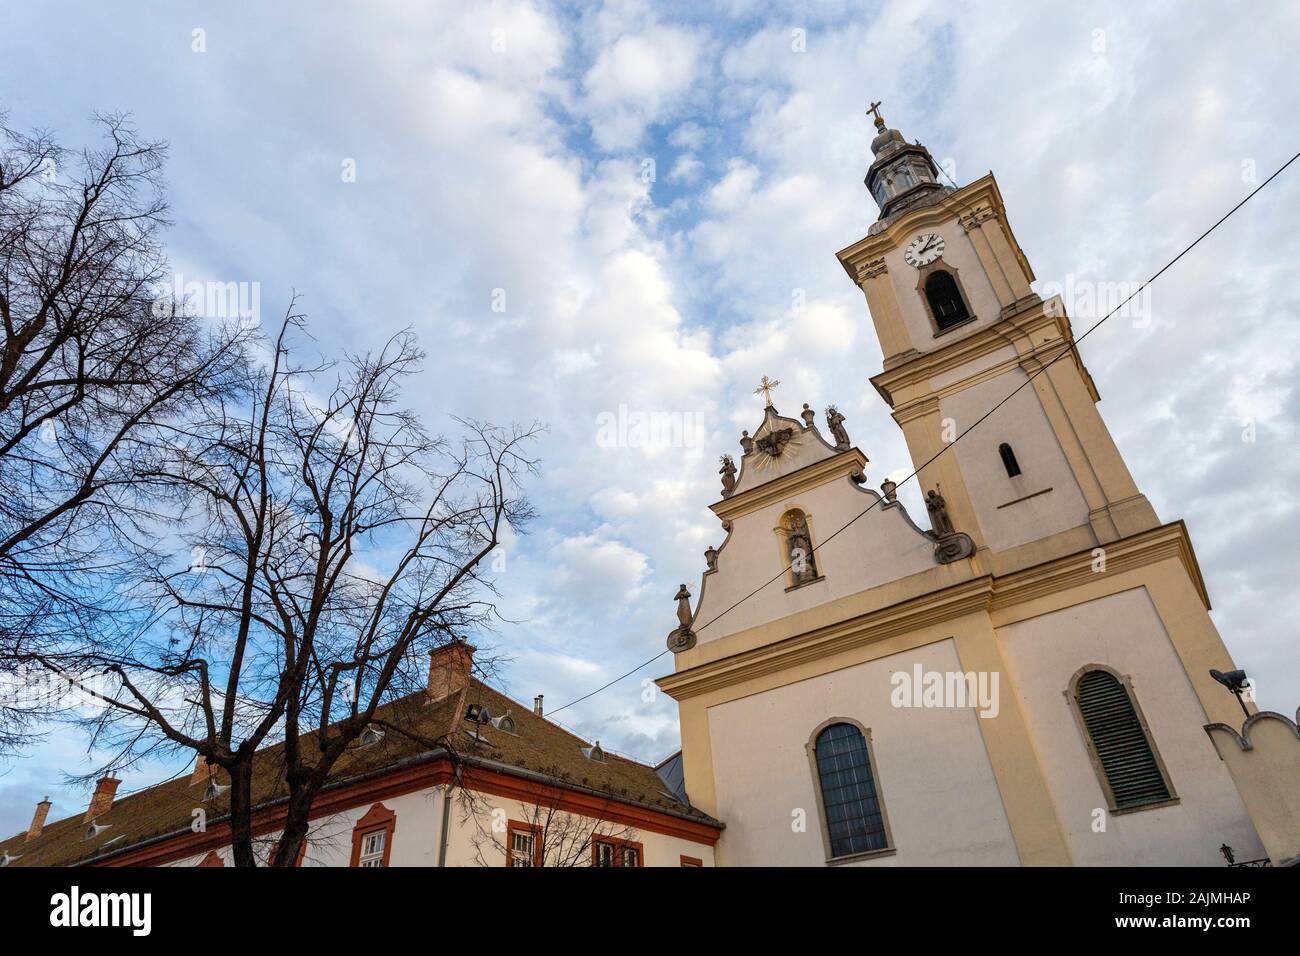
{"left": 656, "top": 110, "right": 1293, "bottom": 867}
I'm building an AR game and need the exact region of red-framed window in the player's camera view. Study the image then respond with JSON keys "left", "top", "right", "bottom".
{"left": 592, "top": 835, "right": 643, "bottom": 867}
{"left": 349, "top": 802, "right": 397, "bottom": 868}
{"left": 506, "top": 819, "right": 543, "bottom": 867}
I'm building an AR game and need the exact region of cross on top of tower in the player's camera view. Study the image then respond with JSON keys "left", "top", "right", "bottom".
{"left": 754, "top": 375, "right": 780, "bottom": 407}
{"left": 867, "top": 100, "right": 886, "bottom": 130}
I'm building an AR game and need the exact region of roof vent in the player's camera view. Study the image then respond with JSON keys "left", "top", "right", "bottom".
{"left": 358, "top": 725, "right": 385, "bottom": 748}
{"left": 582, "top": 741, "right": 606, "bottom": 762}
{"left": 190, "top": 756, "right": 216, "bottom": 785}
{"left": 489, "top": 713, "right": 516, "bottom": 734}
{"left": 533, "top": 695, "right": 544, "bottom": 716}
{"left": 85, "top": 821, "right": 112, "bottom": 840}
{"left": 1, "top": 851, "right": 20, "bottom": 866}
{"left": 204, "top": 779, "right": 231, "bottom": 802}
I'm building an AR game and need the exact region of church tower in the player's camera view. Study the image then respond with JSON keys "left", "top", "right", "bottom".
{"left": 837, "top": 107, "right": 1160, "bottom": 577}
{"left": 658, "top": 109, "right": 1267, "bottom": 867}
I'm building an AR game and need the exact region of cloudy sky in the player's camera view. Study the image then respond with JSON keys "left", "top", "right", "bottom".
{"left": 2, "top": 0, "right": 1298, "bottom": 835}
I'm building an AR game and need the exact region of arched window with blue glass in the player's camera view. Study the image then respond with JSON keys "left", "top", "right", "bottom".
{"left": 809, "top": 720, "right": 893, "bottom": 860}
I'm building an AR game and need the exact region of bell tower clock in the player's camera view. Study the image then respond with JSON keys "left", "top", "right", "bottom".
{"left": 837, "top": 107, "right": 1159, "bottom": 575}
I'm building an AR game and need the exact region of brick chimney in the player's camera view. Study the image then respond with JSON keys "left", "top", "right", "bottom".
{"left": 427, "top": 640, "right": 475, "bottom": 703}
{"left": 84, "top": 776, "right": 121, "bottom": 822}
{"left": 26, "top": 797, "right": 51, "bottom": 842}
{"left": 533, "top": 694, "right": 544, "bottom": 716}
{"left": 190, "top": 755, "right": 216, "bottom": 785}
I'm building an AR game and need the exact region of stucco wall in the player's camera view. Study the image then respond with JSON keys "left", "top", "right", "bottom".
{"left": 942, "top": 368, "right": 1091, "bottom": 553}
{"left": 694, "top": 478, "right": 936, "bottom": 643}
{"left": 169, "top": 783, "right": 715, "bottom": 867}
{"left": 441, "top": 791, "right": 715, "bottom": 867}
{"left": 707, "top": 638, "right": 1019, "bottom": 866}
{"left": 170, "top": 786, "right": 445, "bottom": 867}
{"left": 997, "top": 587, "right": 1264, "bottom": 865}
{"left": 881, "top": 218, "right": 1004, "bottom": 351}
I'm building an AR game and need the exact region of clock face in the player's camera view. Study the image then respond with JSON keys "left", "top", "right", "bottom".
{"left": 904, "top": 233, "right": 945, "bottom": 268}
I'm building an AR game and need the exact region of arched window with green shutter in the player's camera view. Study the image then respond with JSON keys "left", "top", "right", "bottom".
{"left": 1070, "top": 668, "right": 1175, "bottom": 812}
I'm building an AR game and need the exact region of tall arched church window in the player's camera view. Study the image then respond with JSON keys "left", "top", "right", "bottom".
{"left": 998, "top": 442, "right": 1022, "bottom": 477}
{"left": 780, "top": 509, "right": 819, "bottom": 586}
{"left": 811, "top": 722, "right": 890, "bottom": 859}
{"left": 1070, "top": 669, "right": 1174, "bottom": 812}
{"left": 924, "top": 270, "right": 970, "bottom": 330}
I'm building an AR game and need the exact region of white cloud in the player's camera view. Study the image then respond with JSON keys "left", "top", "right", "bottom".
{"left": 581, "top": 25, "right": 705, "bottom": 150}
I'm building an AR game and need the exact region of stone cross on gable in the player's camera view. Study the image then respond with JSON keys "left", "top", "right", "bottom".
{"left": 754, "top": 375, "right": 780, "bottom": 408}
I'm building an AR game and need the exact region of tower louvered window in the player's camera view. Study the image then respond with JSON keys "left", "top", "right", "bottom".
{"left": 1074, "top": 670, "right": 1171, "bottom": 810}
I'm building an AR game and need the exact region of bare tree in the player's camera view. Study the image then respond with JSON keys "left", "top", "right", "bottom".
{"left": 0, "top": 113, "right": 245, "bottom": 751}
{"left": 456, "top": 761, "right": 642, "bottom": 867}
{"left": 49, "top": 308, "right": 539, "bottom": 866}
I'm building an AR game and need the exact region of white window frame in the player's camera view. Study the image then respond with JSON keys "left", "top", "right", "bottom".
{"left": 357, "top": 828, "right": 387, "bottom": 867}
{"left": 510, "top": 829, "right": 537, "bottom": 868}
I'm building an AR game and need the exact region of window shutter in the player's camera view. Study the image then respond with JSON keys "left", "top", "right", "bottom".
{"left": 1075, "top": 671, "right": 1170, "bottom": 809}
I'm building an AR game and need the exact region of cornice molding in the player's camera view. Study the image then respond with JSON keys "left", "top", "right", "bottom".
{"left": 659, "top": 522, "right": 1207, "bottom": 701}
{"left": 836, "top": 174, "right": 1008, "bottom": 279}
{"left": 870, "top": 302, "right": 1070, "bottom": 408}
{"left": 660, "top": 578, "right": 993, "bottom": 702}
{"left": 710, "top": 448, "right": 868, "bottom": 523}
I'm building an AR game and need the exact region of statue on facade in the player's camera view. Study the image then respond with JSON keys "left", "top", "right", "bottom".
{"left": 925, "top": 488, "right": 955, "bottom": 537}
{"left": 801, "top": 403, "right": 816, "bottom": 427}
{"left": 924, "top": 486, "right": 975, "bottom": 564}
{"left": 667, "top": 584, "right": 697, "bottom": 652}
{"left": 825, "top": 405, "right": 851, "bottom": 449}
{"left": 740, "top": 430, "right": 754, "bottom": 455}
{"left": 785, "top": 511, "right": 818, "bottom": 584}
{"left": 704, "top": 544, "right": 719, "bottom": 571}
{"left": 719, "top": 454, "right": 737, "bottom": 497}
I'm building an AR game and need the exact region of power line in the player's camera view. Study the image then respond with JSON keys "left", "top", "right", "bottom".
{"left": 547, "top": 650, "right": 669, "bottom": 717}
{"left": 546, "top": 146, "right": 1300, "bottom": 716}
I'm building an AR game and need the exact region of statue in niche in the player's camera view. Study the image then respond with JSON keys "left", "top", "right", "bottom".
{"left": 719, "top": 454, "right": 737, "bottom": 497}
{"left": 783, "top": 510, "right": 818, "bottom": 585}
{"left": 739, "top": 430, "right": 754, "bottom": 455}
{"left": 825, "top": 406, "right": 850, "bottom": 449}
{"left": 925, "top": 488, "right": 955, "bottom": 537}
